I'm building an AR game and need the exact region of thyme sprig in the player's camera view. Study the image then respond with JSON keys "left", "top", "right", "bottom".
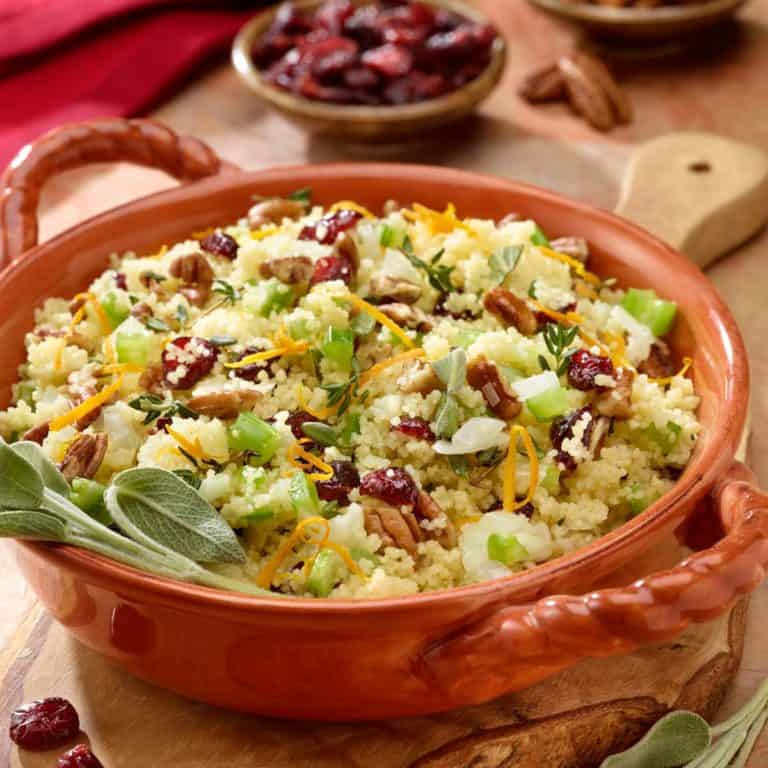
{"left": 212, "top": 279, "right": 242, "bottom": 305}
{"left": 321, "top": 359, "right": 365, "bottom": 416}
{"left": 128, "top": 394, "right": 199, "bottom": 425}
{"left": 402, "top": 236, "right": 454, "bottom": 295}
{"left": 538, "top": 323, "right": 579, "bottom": 376}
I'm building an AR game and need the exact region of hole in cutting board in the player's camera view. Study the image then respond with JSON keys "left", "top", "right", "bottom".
{"left": 688, "top": 161, "right": 712, "bottom": 174}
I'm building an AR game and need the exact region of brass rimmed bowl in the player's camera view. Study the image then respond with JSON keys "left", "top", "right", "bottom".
{"left": 231, "top": 0, "right": 507, "bottom": 141}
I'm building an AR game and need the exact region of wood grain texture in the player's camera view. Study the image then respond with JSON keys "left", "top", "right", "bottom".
{"left": 1, "top": 0, "right": 768, "bottom": 762}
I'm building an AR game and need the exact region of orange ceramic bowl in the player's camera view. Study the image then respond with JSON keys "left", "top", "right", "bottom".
{"left": 1, "top": 119, "right": 767, "bottom": 721}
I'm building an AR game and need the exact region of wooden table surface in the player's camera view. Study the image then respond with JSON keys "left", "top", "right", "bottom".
{"left": 2, "top": 0, "right": 767, "bottom": 764}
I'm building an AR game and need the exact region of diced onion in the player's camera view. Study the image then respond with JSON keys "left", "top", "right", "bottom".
{"left": 510, "top": 371, "right": 559, "bottom": 401}
{"left": 434, "top": 417, "right": 508, "bottom": 456}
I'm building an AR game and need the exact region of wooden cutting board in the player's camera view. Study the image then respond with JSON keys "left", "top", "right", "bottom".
{"left": 2, "top": 133, "right": 767, "bottom": 768}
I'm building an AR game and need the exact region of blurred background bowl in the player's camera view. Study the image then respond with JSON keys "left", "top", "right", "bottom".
{"left": 231, "top": 0, "right": 506, "bottom": 142}
{"left": 527, "top": 0, "right": 747, "bottom": 44}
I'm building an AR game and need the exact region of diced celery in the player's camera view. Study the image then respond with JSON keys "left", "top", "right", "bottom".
{"left": 115, "top": 332, "right": 151, "bottom": 365}
{"left": 100, "top": 291, "right": 130, "bottom": 330}
{"left": 249, "top": 278, "right": 294, "bottom": 317}
{"left": 627, "top": 483, "right": 660, "bottom": 517}
{"left": 455, "top": 328, "right": 482, "bottom": 349}
{"left": 643, "top": 421, "right": 681, "bottom": 455}
{"left": 228, "top": 413, "right": 280, "bottom": 464}
{"left": 350, "top": 312, "right": 376, "bottom": 336}
{"left": 321, "top": 327, "right": 354, "bottom": 368}
{"left": 541, "top": 465, "right": 561, "bottom": 495}
{"left": 350, "top": 546, "right": 379, "bottom": 565}
{"left": 487, "top": 533, "right": 529, "bottom": 566}
{"left": 306, "top": 548, "right": 342, "bottom": 597}
{"left": 621, "top": 288, "right": 677, "bottom": 336}
{"left": 70, "top": 478, "right": 111, "bottom": 526}
{"left": 244, "top": 506, "right": 274, "bottom": 522}
{"left": 288, "top": 318, "right": 311, "bottom": 340}
{"left": 530, "top": 225, "right": 550, "bottom": 247}
{"left": 379, "top": 223, "right": 405, "bottom": 248}
{"left": 525, "top": 386, "right": 569, "bottom": 422}
{"left": 289, "top": 471, "right": 321, "bottom": 519}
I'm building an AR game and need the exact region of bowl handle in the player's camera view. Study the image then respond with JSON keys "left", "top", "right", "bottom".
{"left": 0, "top": 117, "right": 239, "bottom": 267}
{"left": 419, "top": 461, "right": 768, "bottom": 706}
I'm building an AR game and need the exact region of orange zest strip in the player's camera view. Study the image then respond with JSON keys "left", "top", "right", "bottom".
{"left": 297, "top": 385, "right": 334, "bottom": 420}
{"left": 54, "top": 303, "right": 88, "bottom": 370}
{"left": 528, "top": 299, "right": 584, "bottom": 326}
{"left": 192, "top": 227, "right": 215, "bottom": 239}
{"left": 329, "top": 201, "right": 375, "bottom": 219}
{"left": 225, "top": 339, "right": 309, "bottom": 369}
{"left": 286, "top": 439, "right": 334, "bottom": 481}
{"left": 165, "top": 426, "right": 207, "bottom": 462}
{"left": 99, "top": 362, "right": 145, "bottom": 375}
{"left": 148, "top": 244, "right": 168, "bottom": 259}
{"left": 649, "top": 356, "right": 693, "bottom": 386}
{"left": 602, "top": 331, "right": 630, "bottom": 369}
{"left": 49, "top": 375, "right": 124, "bottom": 431}
{"left": 402, "top": 202, "right": 473, "bottom": 235}
{"left": 538, "top": 246, "right": 601, "bottom": 285}
{"left": 256, "top": 515, "right": 364, "bottom": 589}
{"left": 345, "top": 292, "right": 415, "bottom": 348}
{"left": 250, "top": 225, "right": 280, "bottom": 240}
{"left": 502, "top": 425, "right": 539, "bottom": 513}
{"left": 102, "top": 335, "right": 117, "bottom": 365}
{"left": 455, "top": 515, "right": 483, "bottom": 529}
{"left": 358, "top": 347, "right": 425, "bottom": 389}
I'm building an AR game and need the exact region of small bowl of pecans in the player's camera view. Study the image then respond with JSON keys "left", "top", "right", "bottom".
{"left": 231, "top": 0, "right": 506, "bottom": 141}
{"left": 527, "top": 0, "right": 748, "bottom": 43}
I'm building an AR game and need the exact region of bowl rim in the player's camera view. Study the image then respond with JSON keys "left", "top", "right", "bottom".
{"left": 527, "top": 0, "right": 746, "bottom": 26}
{"left": 230, "top": 0, "right": 507, "bottom": 124}
{"left": 10, "top": 162, "right": 748, "bottom": 616}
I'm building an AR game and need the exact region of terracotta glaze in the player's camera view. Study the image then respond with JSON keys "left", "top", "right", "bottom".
{"left": 1, "top": 119, "right": 766, "bottom": 720}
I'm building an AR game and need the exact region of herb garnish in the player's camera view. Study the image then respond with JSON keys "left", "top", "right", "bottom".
{"left": 140, "top": 270, "right": 166, "bottom": 285}
{"left": 528, "top": 280, "right": 538, "bottom": 299}
{"left": 538, "top": 323, "right": 579, "bottom": 376}
{"left": 128, "top": 394, "right": 199, "bottom": 425}
{"left": 530, "top": 224, "right": 550, "bottom": 247}
{"left": 175, "top": 303, "right": 188, "bottom": 326}
{"left": 321, "top": 359, "right": 364, "bottom": 416}
{"left": 287, "top": 186, "right": 312, "bottom": 204}
{"left": 402, "top": 236, "right": 454, "bottom": 295}
{"left": 172, "top": 469, "right": 202, "bottom": 489}
{"left": 143, "top": 316, "right": 170, "bottom": 333}
{"left": 432, "top": 348, "right": 467, "bottom": 439}
{"left": 208, "top": 335, "right": 237, "bottom": 347}
{"left": 489, "top": 245, "right": 523, "bottom": 285}
{"left": 212, "top": 279, "right": 241, "bottom": 305}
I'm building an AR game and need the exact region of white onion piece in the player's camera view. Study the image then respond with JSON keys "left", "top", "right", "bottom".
{"left": 381, "top": 249, "right": 422, "bottom": 283}
{"left": 510, "top": 370, "right": 559, "bottom": 401}
{"left": 434, "top": 417, "right": 508, "bottom": 455}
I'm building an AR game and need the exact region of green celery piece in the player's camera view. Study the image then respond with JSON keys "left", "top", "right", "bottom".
{"left": 487, "top": 533, "right": 528, "bottom": 566}
{"left": 254, "top": 278, "right": 294, "bottom": 317}
{"left": 541, "top": 465, "right": 561, "bottom": 495}
{"left": 228, "top": 413, "right": 280, "bottom": 464}
{"left": 379, "top": 223, "right": 404, "bottom": 248}
{"left": 289, "top": 471, "right": 321, "bottom": 519}
{"left": 306, "top": 548, "right": 341, "bottom": 597}
{"left": 244, "top": 506, "right": 274, "bottom": 523}
{"left": 454, "top": 328, "right": 482, "bottom": 349}
{"left": 350, "top": 546, "right": 379, "bottom": 565}
{"left": 288, "top": 318, "right": 311, "bottom": 340}
{"left": 526, "top": 386, "right": 569, "bottom": 422}
{"left": 115, "top": 332, "right": 151, "bottom": 365}
{"left": 530, "top": 225, "right": 550, "bottom": 247}
{"left": 70, "top": 478, "right": 111, "bottom": 526}
{"left": 621, "top": 288, "right": 677, "bottom": 336}
{"left": 321, "top": 327, "right": 354, "bottom": 368}
{"left": 100, "top": 292, "right": 130, "bottom": 330}
{"left": 643, "top": 421, "right": 681, "bottom": 455}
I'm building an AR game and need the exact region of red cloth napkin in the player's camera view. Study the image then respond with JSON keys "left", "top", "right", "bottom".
{"left": 0, "top": 2, "right": 265, "bottom": 168}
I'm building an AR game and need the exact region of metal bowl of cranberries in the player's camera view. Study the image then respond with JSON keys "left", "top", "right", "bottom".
{"left": 231, "top": 0, "right": 506, "bottom": 141}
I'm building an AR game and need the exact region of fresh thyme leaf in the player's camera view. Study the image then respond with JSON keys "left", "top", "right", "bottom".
{"left": 541, "top": 323, "right": 578, "bottom": 374}
{"left": 489, "top": 245, "right": 523, "bottom": 285}
{"left": 528, "top": 280, "right": 538, "bottom": 299}
{"left": 144, "top": 316, "right": 170, "bottom": 333}
{"left": 212, "top": 279, "right": 241, "bottom": 305}
{"left": 402, "top": 238, "right": 454, "bottom": 294}
{"left": 128, "top": 394, "right": 199, "bottom": 425}
{"left": 175, "top": 303, "right": 188, "bottom": 326}
{"left": 530, "top": 225, "right": 550, "bottom": 247}
{"left": 287, "top": 186, "right": 312, "bottom": 204}
{"left": 208, "top": 335, "right": 237, "bottom": 347}
{"left": 140, "top": 270, "right": 166, "bottom": 284}
{"left": 448, "top": 455, "right": 471, "bottom": 478}
{"left": 538, "top": 354, "right": 551, "bottom": 372}
{"left": 321, "top": 360, "right": 360, "bottom": 417}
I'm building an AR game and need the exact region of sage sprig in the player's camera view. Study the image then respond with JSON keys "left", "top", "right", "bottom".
{"left": 601, "top": 678, "right": 768, "bottom": 767}
{"left": 432, "top": 348, "right": 467, "bottom": 439}
{"left": 0, "top": 440, "right": 273, "bottom": 597}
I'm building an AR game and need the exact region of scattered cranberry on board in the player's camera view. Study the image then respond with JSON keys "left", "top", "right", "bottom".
{"left": 9, "top": 697, "right": 80, "bottom": 751}
{"left": 58, "top": 744, "right": 105, "bottom": 768}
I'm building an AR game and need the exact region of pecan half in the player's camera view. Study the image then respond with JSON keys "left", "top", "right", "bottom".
{"left": 558, "top": 55, "right": 616, "bottom": 132}
{"left": 169, "top": 252, "right": 214, "bottom": 307}
{"left": 416, "top": 491, "right": 456, "bottom": 549}
{"left": 186, "top": 390, "right": 261, "bottom": 419}
{"left": 248, "top": 198, "right": 306, "bottom": 229}
{"left": 638, "top": 340, "right": 676, "bottom": 379}
{"left": 130, "top": 302, "right": 153, "bottom": 322}
{"left": 573, "top": 51, "right": 632, "bottom": 125}
{"left": 259, "top": 256, "right": 313, "bottom": 284}
{"left": 467, "top": 355, "right": 522, "bottom": 420}
{"left": 334, "top": 231, "right": 359, "bottom": 270}
{"left": 59, "top": 433, "right": 108, "bottom": 482}
{"left": 369, "top": 275, "right": 422, "bottom": 304}
{"left": 518, "top": 63, "right": 566, "bottom": 103}
{"left": 22, "top": 422, "right": 50, "bottom": 445}
{"left": 483, "top": 287, "right": 539, "bottom": 336}
{"left": 69, "top": 383, "right": 102, "bottom": 430}
{"left": 594, "top": 367, "right": 634, "bottom": 419}
{"left": 549, "top": 236, "right": 590, "bottom": 264}
{"left": 377, "top": 302, "right": 434, "bottom": 332}
{"left": 397, "top": 361, "right": 442, "bottom": 395}
{"left": 139, "top": 363, "right": 166, "bottom": 395}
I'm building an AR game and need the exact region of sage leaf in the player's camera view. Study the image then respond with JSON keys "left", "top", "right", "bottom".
{"left": 105, "top": 468, "right": 245, "bottom": 564}
{"left": 301, "top": 422, "right": 337, "bottom": 447}
{"left": 432, "top": 348, "right": 467, "bottom": 394}
{"left": 490, "top": 245, "right": 523, "bottom": 285}
{"left": 11, "top": 441, "right": 70, "bottom": 497}
{"left": 0, "top": 510, "right": 67, "bottom": 540}
{"left": 600, "top": 711, "right": 711, "bottom": 768}
{"left": 435, "top": 393, "right": 461, "bottom": 439}
{"left": 0, "top": 439, "right": 44, "bottom": 510}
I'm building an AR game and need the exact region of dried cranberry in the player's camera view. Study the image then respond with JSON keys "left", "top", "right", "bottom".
{"left": 315, "top": 0, "right": 355, "bottom": 34}
{"left": 550, "top": 406, "right": 595, "bottom": 471}
{"left": 360, "top": 466, "right": 419, "bottom": 507}
{"left": 272, "top": 2, "right": 312, "bottom": 35}
{"left": 155, "top": 416, "right": 172, "bottom": 432}
{"left": 230, "top": 345, "right": 273, "bottom": 382}
{"left": 58, "top": 744, "right": 104, "bottom": 768}
{"left": 420, "top": 22, "right": 495, "bottom": 67}
{"left": 383, "top": 70, "right": 446, "bottom": 105}
{"left": 392, "top": 416, "right": 435, "bottom": 441}
{"left": 161, "top": 337, "right": 218, "bottom": 389}
{"left": 252, "top": 32, "right": 295, "bottom": 69}
{"left": 114, "top": 272, "right": 127, "bottom": 290}
{"left": 567, "top": 349, "right": 615, "bottom": 391}
{"left": 302, "top": 36, "right": 359, "bottom": 80}
{"left": 343, "top": 5, "right": 382, "bottom": 48}
{"left": 300, "top": 209, "right": 362, "bottom": 245}
{"left": 316, "top": 460, "right": 360, "bottom": 505}
{"left": 286, "top": 410, "right": 319, "bottom": 440}
{"left": 9, "top": 697, "right": 80, "bottom": 751}
{"left": 517, "top": 501, "right": 535, "bottom": 518}
{"left": 200, "top": 231, "right": 238, "bottom": 260}
{"left": 362, "top": 44, "right": 413, "bottom": 78}
{"left": 310, "top": 253, "right": 354, "bottom": 286}
{"left": 343, "top": 65, "right": 380, "bottom": 90}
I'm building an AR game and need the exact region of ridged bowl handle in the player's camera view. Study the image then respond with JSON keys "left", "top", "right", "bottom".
{"left": 0, "top": 117, "right": 239, "bottom": 267}
{"left": 420, "top": 461, "right": 768, "bottom": 705}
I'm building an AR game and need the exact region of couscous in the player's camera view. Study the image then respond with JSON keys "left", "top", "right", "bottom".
{"left": 0, "top": 192, "right": 699, "bottom": 598}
